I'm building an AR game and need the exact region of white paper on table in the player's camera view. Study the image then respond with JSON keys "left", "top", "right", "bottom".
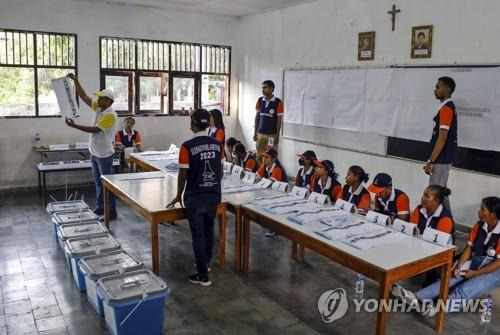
{"left": 392, "top": 219, "right": 418, "bottom": 236}
{"left": 271, "top": 181, "right": 289, "bottom": 193}
{"left": 334, "top": 199, "right": 356, "bottom": 213}
{"left": 365, "top": 211, "right": 391, "bottom": 226}
{"left": 256, "top": 178, "right": 273, "bottom": 189}
{"left": 288, "top": 207, "right": 342, "bottom": 225}
{"left": 341, "top": 228, "right": 410, "bottom": 250}
{"left": 290, "top": 186, "right": 308, "bottom": 199}
{"left": 421, "top": 227, "right": 453, "bottom": 246}
{"left": 308, "top": 192, "right": 329, "bottom": 205}
{"left": 242, "top": 171, "right": 256, "bottom": 184}
{"left": 249, "top": 195, "right": 297, "bottom": 207}
{"left": 74, "top": 142, "right": 89, "bottom": 149}
{"left": 231, "top": 165, "right": 243, "bottom": 177}
{"left": 222, "top": 184, "right": 262, "bottom": 194}
{"left": 318, "top": 211, "right": 354, "bottom": 226}
{"left": 264, "top": 200, "right": 319, "bottom": 215}
{"left": 52, "top": 76, "right": 79, "bottom": 117}
{"left": 49, "top": 144, "right": 70, "bottom": 151}
{"left": 315, "top": 220, "right": 384, "bottom": 241}
{"left": 167, "top": 144, "right": 177, "bottom": 153}
{"left": 223, "top": 162, "right": 233, "bottom": 174}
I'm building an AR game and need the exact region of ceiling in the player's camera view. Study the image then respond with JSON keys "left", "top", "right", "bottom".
{"left": 81, "top": 0, "right": 316, "bottom": 18}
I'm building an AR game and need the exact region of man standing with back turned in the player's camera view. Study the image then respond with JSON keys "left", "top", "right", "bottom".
{"left": 423, "top": 76, "right": 457, "bottom": 210}
{"left": 167, "top": 109, "right": 223, "bottom": 287}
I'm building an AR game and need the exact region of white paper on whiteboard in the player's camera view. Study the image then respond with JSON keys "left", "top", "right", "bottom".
{"left": 284, "top": 71, "right": 307, "bottom": 124}
{"left": 52, "top": 77, "right": 79, "bottom": 117}
{"left": 332, "top": 97, "right": 364, "bottom": 132}
{"left": 303, "top": 95, "right": 334, "bottom": 127}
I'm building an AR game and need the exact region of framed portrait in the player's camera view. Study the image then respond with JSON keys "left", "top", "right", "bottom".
{"left": 358, "top": 31, "right": 375, "bottom": 61}
{"left": 411, "top": 25, "right": 433, "bottom": 58}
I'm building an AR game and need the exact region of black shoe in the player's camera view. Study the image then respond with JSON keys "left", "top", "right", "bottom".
{"left": 188, "top": 274, "right": 212, "bottom": 287}
{"left": 192, "top": 262, "right": 212, "bottom": 273}
{"left": 93, "top": 208, "right": 104, "bottom": 215}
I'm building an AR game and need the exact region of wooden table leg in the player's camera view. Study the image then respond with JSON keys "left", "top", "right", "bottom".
{"left": 298, "top": 245, "right": 305, "bottom": 262}
{"left": 218, "top": 206, "right": 227, "bottom": 269}
{"left": 151, "top": 221, "right": 160, "bottom": 275}
{"left": 435, "top": 257, "right": 453, "bottom": 332}
{"left": 103, "top": 185, "right": 110, "bottom": 229}
{"left": 242, "top": 214, "right": 251, "bottom": 273}
{"left": 376, "top": 275, "right": 391, "bottom": 335}
{"left": 235, "top": 207, "right": 242, "bottom": 272}
{"left": 291, "top": 241, "right": 298, "bottom": 260}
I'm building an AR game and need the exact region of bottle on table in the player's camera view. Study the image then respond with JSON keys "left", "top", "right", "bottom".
{"left": 481, "top": 294, "right": 493, "bottom": 323}
{"left": 34, "top": 133, "right": 41, "bottom": 149}
{"left": 354, "top": 274, "right": 365, "bottom": 300}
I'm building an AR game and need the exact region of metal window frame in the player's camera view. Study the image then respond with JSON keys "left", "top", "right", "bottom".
{"left": 0, "top": 28, "right": 77, "bottom": 118}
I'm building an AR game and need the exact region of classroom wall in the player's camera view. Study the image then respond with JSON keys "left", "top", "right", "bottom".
{"left": 234, "top": 0, "right": 500, "bottom": 226}
{"left": 0, "top": 0, "right": 241, "bottom": 191}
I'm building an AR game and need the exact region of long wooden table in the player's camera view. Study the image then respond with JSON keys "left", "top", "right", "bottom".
{"left": 102, "top": 171, "right": 227, "bottom": 275}
{"left": 240, "top": 203, "right": 455, "bottom": 335}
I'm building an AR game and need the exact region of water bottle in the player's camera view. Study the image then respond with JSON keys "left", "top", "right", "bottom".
{"left": 354, "top": 274, "right": 365, "bottom": 300}
{"left": 481, "top": 294, "right": 492, "bottom": 323}
{"left": 34, "top": 133, "right": 41, "bottom": 149}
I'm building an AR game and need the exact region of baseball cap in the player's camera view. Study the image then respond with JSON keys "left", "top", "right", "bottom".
{"left": 297, "top": 150, "right": 317, "bottom": 161}
{"left": 368, "top": 173, "right": 392, "bottom": 194}
{"left": 94, "top": 88, "right": 115, "bottom": 101}
{"left": 314, "top": 159, "right": 335, "bottom": 176}
{"left": 190, "top": 109, "right": 210, "bottom": 127}
{"left": 262, "top": 148, "right": 278, "bottom": 159}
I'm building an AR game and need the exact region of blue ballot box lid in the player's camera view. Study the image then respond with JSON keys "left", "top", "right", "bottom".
{"left": 97, "top": 269, "right": 168, "bottom": 304}
{"left": 58, "top": 221, "right": 108, "bottom": 240}
{"left": 65, "top": 234, "right": 121, "bottom": 258}
{"left": 80, "top": 250, "right": 144, "bottom": 280}
{"left": 46, "top": 200, "right": 89, "bottom": 214}
{"left": 52, "top": 209, "right": 98, "bottom": 225}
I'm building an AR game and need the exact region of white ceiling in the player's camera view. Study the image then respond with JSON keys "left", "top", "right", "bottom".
{"left": 81, "top": 0, "right": 316, "bottom": 18}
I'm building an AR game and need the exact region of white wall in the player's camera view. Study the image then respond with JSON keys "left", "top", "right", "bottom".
{"left": 0, "top": 0, "right": 240, "bottom": 190}
{"left": 234, "top": 0, "right": 500, "bottom": 226}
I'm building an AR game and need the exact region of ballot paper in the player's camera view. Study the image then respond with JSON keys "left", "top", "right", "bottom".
{"left": 164, "top": 161, "right": 179, "bottom": 171}
{"left": 249, "top": 194, "right": 298, "bottom": 207}
{"left": 315, "top": 220, "right": 384, "bottom": 240}
{"left": 264, "top": 200, "right": 323, "bottom": 215}
{"left": 287, "top": 207, "right": 343, "bottom": 225}
{"left": 340, "top": 228, "right": 410, "bottom": 250}
{"left": 52, "top": 76, "right": 79, "bottom": 117}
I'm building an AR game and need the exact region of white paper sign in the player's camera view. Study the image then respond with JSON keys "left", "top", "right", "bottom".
{"left": 124, "top": 147, "right": 134, "bottom": 159}
{"left": 74, "top": 142, "right": 89, "bottom": 149}
{"left": 168, "top": 144, "right": 177, "bottom": 152}
{"left": 421, "top": 227, "right": 452, "bottom": 246}
{"left": 392, "top": 219, "right": 418, "bottom": 236}
{"left": 290, "top": 186, "right": 308, "bottom": 199}
{"left": 271, "top": 181, "right": 289, "bottom": 193}
{"left": 223, "top": 162, "right": 233, "bottom": 174}
{"left": 51, "top": 76, "right": 79, "bottom": 117}
{"left": 257, "top": 178, "right": 273, "bottom": 188}
{"left": 308, "top": 192, "right": 329, "bottom": 204}
{"left": 231, "top": 165, "right": 243, "bottom": 177}
{"left": 366, "top": 211, "right": 390, "bottom": 226}
{"left": 49, "top": 144, "right": 70, "bottom": 151}
{"left": 334, "top": 199, "right": 356, "bottom": 213}
{"left": 242, "top": 171, "right": 256, "bottom": 184}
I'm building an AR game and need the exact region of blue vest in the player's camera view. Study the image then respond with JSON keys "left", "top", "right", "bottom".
{"left": 314, "top": 177, "right": 341, "bottom": 202}
{"left": 296, "top": 166, "right": 314, "bottom": 188}
{"left": 181, "top": 136, "right": 222, "bottom": 200}
{"left": 415, "top": 205, "right": 456, "bottom": 243}
{"left": 257, "top": 96, "right": 282, "bottom": 135}
{"left": 375, "top": 189, "right": 406, "bottom": 219}
{"left": 472, "top": 222, "right": 499, "bottom": 258}
{"left": 117, "top": 130, "right": 139, "bottom": 148}
{"left": 429, "top": 101, "right": 458, "bottom": 164}
{"left": 342, "top": 184, "right": 369, "bottom": 207}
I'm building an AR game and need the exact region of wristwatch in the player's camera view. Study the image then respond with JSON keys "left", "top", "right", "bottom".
{"left": 427, "top": 160, "right": 434, "bottom": 164}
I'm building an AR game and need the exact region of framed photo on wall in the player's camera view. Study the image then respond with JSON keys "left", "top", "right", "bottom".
{"left": 358, "top": 31, "right": 375, "bottom": 61}
{"left": 411, "top": 25, "right": 433, "bottom": 58}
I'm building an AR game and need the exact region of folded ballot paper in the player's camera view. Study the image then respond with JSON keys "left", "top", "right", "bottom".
{"left": 340, "top": 228, "right": 410, "bottom": 250}
{"left": 315, "top": 220, "right": 384, "bottom": 241}
{"left": 248, "top": 194, "right": 298, "bottom": 207}
{"left": 263, "top": 200, "right": 324, "bottom": 215}
{"left": 288, "top": 208, "right": 346, "bottom": 225}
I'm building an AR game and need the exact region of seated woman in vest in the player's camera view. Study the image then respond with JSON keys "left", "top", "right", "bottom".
{"left": 225, "top": 137, "right": 240, "bottom": 164}
{"left": 368, "top": 172, "right": 410, "bottom": 222}
{"left": 410, "top": 185, "right": 455, "bottom": 286}
{"left": 312, "top": 159, "right": 342, "bottom": 203}
{"left": 115, "top": 116, "right": 142, "bottom": 152}
{"left": 342, "top": 165, "right": 371, "bottom": 213}
{"left": 392, "top": 196, "right": 500, "bottom": 316}
{"left": 208, "top": 109, "right": 225, "bottom": 145}
{"left": 233, "top": 143, "right": 258, "bottom": 173}
{"left": 256, "top": 148, "right": 287, "bottom": 183}
{"left": 295, "top": 150, "right": 317, "bottom": 190}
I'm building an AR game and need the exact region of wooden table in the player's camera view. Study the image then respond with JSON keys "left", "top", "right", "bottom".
{"left": 129, "top": 152, "right": 176, "bottom": 172}
{"left": 102, "top": 171, "right": 227, "bottom": 275}
{"left": 240, "top": 204, "right": 455, "bottom": 335}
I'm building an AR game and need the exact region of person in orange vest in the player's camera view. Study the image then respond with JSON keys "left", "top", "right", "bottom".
{"left": 342, "top": 165, "right": 371, "bottom": 213}
{"left": 312, "top": 159, "right": 342, "bottom": 203}
{"left": 295, "top": 150, "right": 317, "bottom": 190}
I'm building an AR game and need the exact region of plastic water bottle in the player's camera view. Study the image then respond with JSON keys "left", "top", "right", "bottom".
{"left": 354, "top": 274, "right": 365, "bottom": 300}
{"left": 481, "top": 294, "right": 492, "bottom": 323}
{"left": 34, "top": 133, "right": 41, "bottom": 149}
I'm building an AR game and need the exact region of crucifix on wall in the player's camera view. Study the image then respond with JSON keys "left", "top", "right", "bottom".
{"left": 387, "top": 4, "right": 401, "bottom": 31}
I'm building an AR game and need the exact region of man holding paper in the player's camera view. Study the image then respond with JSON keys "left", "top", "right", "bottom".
{"left": 65, "top": 73, "right": 118, "bottom": 221}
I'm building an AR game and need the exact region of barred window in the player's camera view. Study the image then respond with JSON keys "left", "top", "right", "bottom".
{"left": 0, "top": 29, "right": 77, "bottom": 117}
{"left": 100, "top": 36, "right": 230, "bottom": 115}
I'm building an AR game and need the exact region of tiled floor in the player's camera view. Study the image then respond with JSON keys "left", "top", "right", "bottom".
{"left": 0, "top": 187, "right": 499, "bottom": 335}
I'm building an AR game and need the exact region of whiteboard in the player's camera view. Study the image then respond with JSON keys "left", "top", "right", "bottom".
{"left": 283, "top": 66, "right": 500, "bottom": 152}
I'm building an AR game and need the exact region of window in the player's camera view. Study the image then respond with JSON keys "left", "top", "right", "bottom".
{"left": 100, "top": 36, "right": 231, "bottom": 115}
{"left": 0, "top": 29, "right": 77, "bottom": 117}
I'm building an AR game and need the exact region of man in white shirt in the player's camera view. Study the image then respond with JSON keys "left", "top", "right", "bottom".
{"left": 65, "top": 73, "right": 118, "bottom": 220}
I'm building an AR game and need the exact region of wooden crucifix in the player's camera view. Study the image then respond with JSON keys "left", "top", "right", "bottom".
{"left": 387, "top": 4, "right": 401, "bottom": 31}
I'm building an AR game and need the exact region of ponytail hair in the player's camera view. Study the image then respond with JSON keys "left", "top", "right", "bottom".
{"left": 428, "top": 185, "right": 452, "bottom": 204}
{"left": 349, "top": 165, "right": 369, "bottom": 183}
{"left": 481, "top": 196, "right": 500, "bottom": 218}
